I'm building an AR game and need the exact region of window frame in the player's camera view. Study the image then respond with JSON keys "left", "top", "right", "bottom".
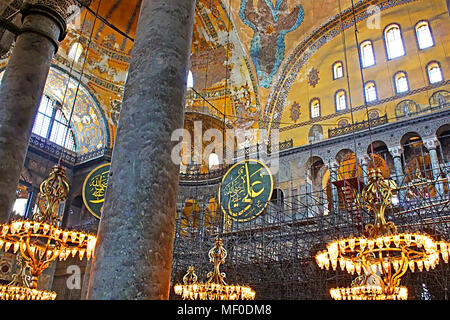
{"left": 332, "top": 61, "right": 344, "bottom": 80}
{"left": 68, "top": 42, "right": 84, "bottom": 62}
{"left": 383, "top": 23, "right": 406, "bottom": 61}
{"left": 360, "top": 40, "right": 376, "bottom": 68}
{"left": 335, "top": 89, "right": 348, "bottom": 112}
{"left": 364, "top": 81, "right": 378, "bottom": 103}
{"left": 415, "top": 20, "right": 434, "bottom": 50}
{"left": 426, "top": 61, "right": 444, "bottom": 85}
{"left": 32, "top": 95, "right": 76, "bottom": 151}
{"left": 393, "top": 71, "right": 410, "bottom": 94}
{"left": 309, "top": 98, "right": 321, "bottom": 119}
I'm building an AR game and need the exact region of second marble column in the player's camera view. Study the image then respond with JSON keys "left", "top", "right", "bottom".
{"left": 87, "top": 0, "right": 197, "bottom": 300}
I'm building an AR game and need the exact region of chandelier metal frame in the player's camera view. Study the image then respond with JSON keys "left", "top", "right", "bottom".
{"left": 0, "top": 165, "right": 96, "bottom": 299}
{"left": 315, "top": 169, "right": 450, "bottom": 300}
{"left": 174, "top": 238, "right": 256, "bottom": 300}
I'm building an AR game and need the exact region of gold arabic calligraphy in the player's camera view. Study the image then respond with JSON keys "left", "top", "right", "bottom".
{"left": 89, "top": 170, "right": 109, "bottom": 204}
{"left": 221, "top": 161, "right": 272, "bottom": 221}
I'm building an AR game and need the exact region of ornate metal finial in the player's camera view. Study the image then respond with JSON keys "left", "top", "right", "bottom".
{"left": 33, "top": 165, "right": 70, "bottom": 226}
{"left": 356, "top": 169, "right": 397, "bottom": 237}
{"left": 182, "top": 266, "right": 198, "bottom": 285}
{"left": 206, "top": 238, "right": 228, "bottom": 285}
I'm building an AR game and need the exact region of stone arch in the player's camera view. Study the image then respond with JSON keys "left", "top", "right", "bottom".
{"left": 436, "top": 124, "right": 450, "bottom": 161}
{"left": 305, "top": 156, "right": 327, "bottom": 188}
{"left": 367, "top": 140, "right": 394, "bottom": 177}
{"left": 203, "top": 197, "right": 220, "bottom": 235}
{"left": 400, "top": 132, "right": 434, "bottom": 192}
{"left": 180, "top": 199, "right": 200, "bottom": 237}
{"left": 335, "top": 148, "right": 354, "bottom": 164}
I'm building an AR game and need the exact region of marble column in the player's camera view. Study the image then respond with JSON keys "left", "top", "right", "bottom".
{"left": 424, "top": 138, "right": 444, "bottom": 195}
{"left": 87, "top": 0, "right": 197, "bottom": 300}
{"left": 359, "top": 156, "right": 369, "bottom": 185}
{"left": 0, "top": 0, "right": 79, "bottom": 223}
{"left": 329, "top": 161, "right": 339, "bottom": 214}
{"left": 389, "top": 147, "right": 404, "bottom": 184}
{"left": 389, "top": 146, "right": 405, "bottom": 202}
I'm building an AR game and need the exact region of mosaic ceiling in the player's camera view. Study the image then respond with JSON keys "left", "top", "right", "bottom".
{"left": 0, "top": 0, "right": 389, "bottom": 154}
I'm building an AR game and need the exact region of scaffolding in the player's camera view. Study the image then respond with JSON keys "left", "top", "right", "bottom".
{"left": 170, "top": 134, "right": 450, "bottom": 300}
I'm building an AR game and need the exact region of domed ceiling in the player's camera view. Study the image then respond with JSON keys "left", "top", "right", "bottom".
{"left": 0, "top": 0, "right": 385, "bottom": 153}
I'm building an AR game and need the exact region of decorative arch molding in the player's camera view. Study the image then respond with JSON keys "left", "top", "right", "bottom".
{"left": 263, "top": 0, "right": 420, "bottom": 133}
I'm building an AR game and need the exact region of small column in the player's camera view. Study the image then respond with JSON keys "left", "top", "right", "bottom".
{"left": 389, "top": 146, "right": 405, "bottom": 201}
{"left": 424, "top": 138, "right": 444, "bottom": 195}
{"left": 329, "top": 160, "right": 340, "bottom": 214}
{"left": 0, "top": 0, "right": 82, "bottom": 223}
{"left": 389, "top": 147, "right": 404, "bottom": 185}
{"left": 359, "top": 156, "right": 369, "bottom": 185}
{"left": 87, "top": 0, "right": 197, "bottom": 300}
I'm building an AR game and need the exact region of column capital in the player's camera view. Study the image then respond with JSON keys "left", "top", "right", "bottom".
{"left": 422, "top": 137, "right": 440, "bottom": 150}
{"left": 358, "top": 155, "right": 370, "bottom": 165}
{"left": 388, "top": 146, "right": 403, "bottom": 158}
{"left": 24, "top": 0, "right": 89, "bottom": 20}
{"left": 326, "top": 160, "right": 338, "bottom": 169}
{"left": 21, "top": 0, "right": 90, "bottom": 41}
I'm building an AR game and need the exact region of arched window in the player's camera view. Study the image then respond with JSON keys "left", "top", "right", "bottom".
{"left": 394, "top": 71, "right": 409, "bottom": 93}
{"left": 335, "top": 90, "right": 347, "bottom": 111}
{"left": 427, "top": 61, "right": 443, "bottom": 84}
{"left": 32, "top": 95, "right": 76, "bottom": 151}
{"left": 187, "top": 70, "right": 194, "bottom": 89}
{"left": 208, "top": 153, "right": 220, "bottom": 169}
{"left": 384, "top": 24, "right": 405, "bottom": 60}
{"left": 68, "top": 42, "right": 83, "bottom": 62}
{"left": 360, "top": 40, "right": 375, "bottom": 68}
{"left": 364, "top": 81, "right": 378, "bottom": 103}
{"left": 415, "top": 21, "right": 434, "bottom": 50}
{"left": 332, "top": 61, "right": 344, "bottom": 80}
{"left": 310, "top": 98, "right": 321, "bottom": 119}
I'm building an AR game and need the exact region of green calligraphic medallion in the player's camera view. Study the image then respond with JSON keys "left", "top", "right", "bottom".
{"left": 82, "top": 163, "right": 110, "bottom": 219}
{"left": 219, "top": 159, "right": 274, "bottom": 222}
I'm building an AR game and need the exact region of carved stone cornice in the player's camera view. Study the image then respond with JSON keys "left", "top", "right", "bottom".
{"left": 24, "top": 0, "right": 88, "bottom": 22}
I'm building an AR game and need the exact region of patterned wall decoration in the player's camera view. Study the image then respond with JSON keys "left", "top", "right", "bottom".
{"left": 307, "top": 67, "right": 320, "bottom": 88}
{"left": 239, "top": 0, "right": 305, "bottom": 88}
{"left": 289, "top": 101, "right": 301, "bottom": 122}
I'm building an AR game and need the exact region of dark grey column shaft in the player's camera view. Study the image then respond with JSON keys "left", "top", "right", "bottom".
{"left": 0, "top": 5, "right": 65, "bottom": 223}
{"left": 87, "top": 0, "right": 196, "bottom": 300}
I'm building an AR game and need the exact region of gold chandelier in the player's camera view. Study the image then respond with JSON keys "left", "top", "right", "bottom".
{"left": 329, "top": 274, "right": 408, "bottom": 300}
{"left": 0, "top": 165, "right": 97, "bottom": 299}
{"left": 315, "top": 169, "right": 450, "bottom": 300}
{"left": 0, "top": 253, "right": 56, "bottom": 300}
{"left": 174, "top": 238, "right": 256, "bottom": 300}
